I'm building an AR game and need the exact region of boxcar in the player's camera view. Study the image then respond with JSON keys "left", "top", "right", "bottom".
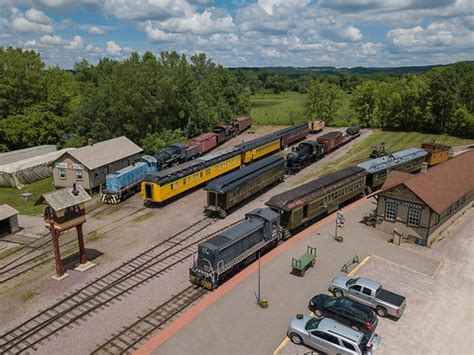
{"left": 190, "top": 208, "right": 281, "bottom": 290}
{"left": 308, "top": 120, "right": 325, "bottom": 133}
{"left": 276, "top": 124, "right": 310, "bottom": 148}
{"left": 357, "top": 148, "right": 428, "bottom": 191}
{"left": 317, "top": 131, "right": 344, "bottom": 153}
{"left": 421, "top": 142, "right": 450, "bottom": 166}
{"left": 204, "top": 156, "right": 285, "bottom": 218}
{"left": 266, "top": 166, "right": 367, "bottom": 236}
{"left": 235, "top": 134, "right": 280, "bottom": 164}
{"left": 231, "top": 116, "right": 252, "bottom": 135}
{"left": 188, "top": 132, "right": 218, "bottom": 155}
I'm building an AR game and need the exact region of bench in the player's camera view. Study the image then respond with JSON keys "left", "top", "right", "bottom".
{"left": 291, "top": 246, "right": 317, "bottom": 276}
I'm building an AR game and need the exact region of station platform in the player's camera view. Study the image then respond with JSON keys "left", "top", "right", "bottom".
{"left": 136, "top": 197, "right": 442, "bottom": 355}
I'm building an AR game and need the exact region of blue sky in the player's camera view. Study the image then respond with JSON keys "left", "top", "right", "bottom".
{"left": 0, "top": 0, "right": 472, "bottom": 68}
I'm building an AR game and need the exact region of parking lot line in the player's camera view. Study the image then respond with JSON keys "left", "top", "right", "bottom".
{"left": 371, "top": 255, "right": 434, "bottom": 277}
{"left": 137, "top": 197, "right": 369, "bottom": 355}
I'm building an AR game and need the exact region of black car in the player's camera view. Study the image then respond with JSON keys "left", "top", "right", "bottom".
{"left": 309, "top": 294, "right": 377, "bottom": 333}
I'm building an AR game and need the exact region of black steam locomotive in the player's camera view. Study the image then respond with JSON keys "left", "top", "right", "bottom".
{"left": 286, "top": 140, "right": 325, "bottom": 173}
{"left": 154, "top": 143, "right": 200, "bottom": 171}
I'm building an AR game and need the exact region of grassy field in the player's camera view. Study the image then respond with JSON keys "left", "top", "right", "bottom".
{"left": 299, "top": 130, "right": 474, "bottom": 183}
{"left": 250, "top": 91, "right": 353, "bottom": 126}
{"left": 0, "top": 177, "right": 54, "bottom": 216}
{"left": 250, "top": 92, "right": 307, "bottom": 125}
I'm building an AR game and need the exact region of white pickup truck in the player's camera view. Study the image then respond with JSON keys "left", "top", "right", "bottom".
{"left": 329, "top": 276, "right": 407, "bottom": 318}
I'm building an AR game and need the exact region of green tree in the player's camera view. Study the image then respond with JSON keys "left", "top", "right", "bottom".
{"left": 0, "top": 47, "right": 45, "bottom": 118}
{"left": 304, "top": 80, "right": 343, "bottom": 124}
{"left": 446, "top": 105, "right": 474, "bottom": 137}
{"left": 140, "top": 129, "right": 187, "bottom": 154}
{"left": 351, "top": 80, "right": 379, "bottom": 127}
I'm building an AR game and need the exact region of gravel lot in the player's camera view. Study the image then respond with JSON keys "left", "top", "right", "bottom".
{"left": 0, "top": 126, "right": 372, "bottom": 353}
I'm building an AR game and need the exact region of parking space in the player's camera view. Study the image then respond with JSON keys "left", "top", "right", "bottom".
{"left": 279, "top": 207, "right": 473, "bottom": 355}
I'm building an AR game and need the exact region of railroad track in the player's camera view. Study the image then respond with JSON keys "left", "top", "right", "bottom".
{"left": 92, "top": 285, "right": 208, "bottom": 354}
{"left": 0, "top": 217, "right": 242, "bottom": 354}
{"left": 0, "top": 206, "right": 147, "bottom": 284}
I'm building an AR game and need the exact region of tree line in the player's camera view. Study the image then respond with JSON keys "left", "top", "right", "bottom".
{"left": 0, "top": 47, "right": 250, "bottom": 152}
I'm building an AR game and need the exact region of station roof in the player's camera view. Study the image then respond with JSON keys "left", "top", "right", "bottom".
{"left": 54, "top": 136, "right": 142, "bottom": 170}
{"left": 357, "top": 148, "right": 428, "bottom": 174}
{"left": 35, "top": 185, "right": 91, "bottom": 211}
{"left": 0, "top": 204, "right": 19, "bottom": 220}
{"left": 266, "top": 166, "right": 367, "bottom": 211}
{"left": 205, "top": 155, "right": 284, "bottom": 194}
{"left": 376, "top": 149, "right": 474, "bottom": 214}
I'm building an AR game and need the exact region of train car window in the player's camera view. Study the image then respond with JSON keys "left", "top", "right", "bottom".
{"left": 206, "top": 169, "right": 211, "bottom": 175}
{"left": 183, "top": 179, "right": 186, "bottom": 185}
{"left": 303, "top": 205, "right": 309, "bottom": 219}
{"left": 200, "top": 172, "right": 203, "bottom": 178}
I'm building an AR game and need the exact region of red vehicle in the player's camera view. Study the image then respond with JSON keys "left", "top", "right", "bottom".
{"left": 188, "top": 132, "right": 218, "bottom": 155}
{"left": 231, "top": 116, "right": 252, "bottom": 135}
{"left": 317, "top": 131, "right": 344, "bottom": 153}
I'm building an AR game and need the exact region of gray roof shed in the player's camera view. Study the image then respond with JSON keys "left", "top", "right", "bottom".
{"left": 35, "top": 185, "right": 91, "bottom": 211}
{"left": 0, "top": 204, "right": 19, "bottom": 220}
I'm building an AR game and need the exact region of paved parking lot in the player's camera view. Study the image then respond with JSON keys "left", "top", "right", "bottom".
{"left": 281, "top": 206, "right": 473, "bottom": 355}
{"left": 137, "top": 199, "right": 472, "bottom": 355}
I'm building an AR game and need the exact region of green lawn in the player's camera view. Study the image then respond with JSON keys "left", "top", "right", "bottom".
{"left": 251, "top": 92, "right": 307, "bottom": 125}
{"left": 0, "top": 177, "right": 54, "bottom": 216}
{"left": 298, "top": 130, "right": 474, "bottom": 183}
{"left": 250, "top": 91, "right": 353, "bottom": 126}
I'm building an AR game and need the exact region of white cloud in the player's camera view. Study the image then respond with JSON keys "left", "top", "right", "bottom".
{"left": 66, "top": 35, "right": 84, "bottom": 49}
{"left": 39, "top": 34, "right": 65, "bottom": 46}
{"left": 388, "top": 24, "right": 455, "bottom": 51}
{"left": 105, "top": 40, "right": 122, "bottom": 55}
{"left": 25, "top": 8, "right": 51, "bottom": 24}
{"left": 10, "top": 9, "right": 54, "bottom": 34}
{"left": 258, "top": 0, "right": 309, "bottom": 15}
{"left": 88, "top": 25, "right": 106, "bottom": 35}
{"left": 145, "top": 21, "right": 181, "bottom": 42}
{"left": 343, "top": 26, "right": 362, "bottom": 41}
{"left": 86, "top": 43, "right": 101, "bottom": 53}
{"left": 260, "top": 48, "right": 280, "bottom": 57}
{"left": 103, "top": 0, "right": 191, "bottom": 21}
{"left": 159, "top": 8, "right": 234, "bottom": 35}
{"left": 24, "top": 39, "right": 37, "bottom": 46}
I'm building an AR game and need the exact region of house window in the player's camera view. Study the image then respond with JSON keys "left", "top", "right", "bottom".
{"left": 447, "top": 205, "right": 452, "bottom": 215}
{"left": 408, "top": 208, "right": 421, "bottom": 227}
{"left": 434, "top": 213, "right": 440, "bottom": 225}
{"left": 75, "top": 169, "right": 83, "bottom": 181}
{"left": 59, "top": 168, "right": 66, "bottom": 180}
{"left": 94, "top": 168, "right": 100, "bottom": 179}
{"left": 385, "top": 202, "right": 397, "bottom": 220}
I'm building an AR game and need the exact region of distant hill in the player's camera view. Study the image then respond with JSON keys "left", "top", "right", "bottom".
{"left": 228, "top": 62, "right": 472, "bottom": 76}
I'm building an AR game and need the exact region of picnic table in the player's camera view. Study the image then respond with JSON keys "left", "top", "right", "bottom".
{"left": 291, "top": 246, "right": 317, "bottom": 276}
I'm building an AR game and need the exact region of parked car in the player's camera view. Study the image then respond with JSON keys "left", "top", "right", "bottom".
{"left": 287, "top": 314, "right": 381, "bottom": 354}
{"left": 309, "top": 294, "right": 377, "bottom": 333}
{"left": 329, "top": 276, "right": 407, "bottom": 318}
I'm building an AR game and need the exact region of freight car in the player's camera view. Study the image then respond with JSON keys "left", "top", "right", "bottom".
{"left": 101, "top": 155, "right": 157, "bottom": 204}
{"left": 204, "top": 156, "right": 285, "bottom": 218}
{"left": 266, "top": 166, "right": 368, "bottom": 237}
{"left": 188, "top": 132, "right": 218, "bottom": 155}
{"left": 317, "top": 131, "right": 344, "bottom": 153}
{"left": 286, "top": 141, "right": 325, "bottom": 173}
{"left": 357, "top": 148, "right": 428, "bottom": 192}
{"left": 231, "top": 116, "right": 252, "bottom": 134}
{"left": 308, "top": 120, "right": 325, "bottom": 133}
{"left": 190, "top": 208, "right": 281, "bottom": 290}
{"left": 276, "top": 124, "right": 310, "bottom": 148}
{"left": 421, "top": 142, "right": 450, "bottom": 166}
{"left": 346, "top": 123, "right": 361, "bottom": 136}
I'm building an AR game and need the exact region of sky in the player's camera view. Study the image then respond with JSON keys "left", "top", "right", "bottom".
{"left": 0, "top": 0, "right": 472, "bottom": 69}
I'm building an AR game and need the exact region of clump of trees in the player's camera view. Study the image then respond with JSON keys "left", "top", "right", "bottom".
{"left": 0, "top": 47, "right": 250, "bottom": 152}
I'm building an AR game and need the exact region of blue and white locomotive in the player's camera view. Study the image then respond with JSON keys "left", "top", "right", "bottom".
{"left": 101, "top": 155, "right": 157, "bottom": 204}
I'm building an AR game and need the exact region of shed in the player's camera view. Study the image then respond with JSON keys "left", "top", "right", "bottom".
{"left": 0, "top": 204, "right": 20, "bottom": 236}
{"left": 52, "top": 136, "right": 143, "bottom": 191}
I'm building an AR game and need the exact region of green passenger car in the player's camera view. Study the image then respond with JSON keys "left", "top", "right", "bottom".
{"left": 265, "top": 166, "right": 368, "bottom": 235}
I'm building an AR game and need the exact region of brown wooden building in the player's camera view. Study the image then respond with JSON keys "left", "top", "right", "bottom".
{"left": 52, "top": 137, "right": 142, "bottom": 192}
{"left": 373, "top": 149, "right": 474, "bottom": 246}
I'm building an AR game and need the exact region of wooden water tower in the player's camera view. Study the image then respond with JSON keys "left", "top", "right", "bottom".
{"left": 35, "top": 184, "right": 94, "bottom": 280}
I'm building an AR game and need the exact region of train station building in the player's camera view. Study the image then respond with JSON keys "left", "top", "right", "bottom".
{"left": 52, "top": 137, "right": 142, "bottom": 192}
{"left": 373, "top": 149, "right": 474, "bottom": 246}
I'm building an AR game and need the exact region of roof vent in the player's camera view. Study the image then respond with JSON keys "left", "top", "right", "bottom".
{"left": 87, "top": 138, "right": 94, "bottom": 146}
{"left": 72, "top": 183, "right": 79, "bottom": 196}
